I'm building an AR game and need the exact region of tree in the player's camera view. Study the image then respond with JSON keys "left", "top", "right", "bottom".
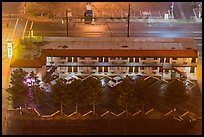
{"left": 133, "top": 77, "right": 150, "bottom": 115}
{"left": 6, "top": 69, "right": 29, "bottom": 108}
{"left": 32, "top": 85, "right": 45, "bottom": 105}
{"left": 82, "top": 77, "right": 105, "bottom": 115}
{"left": 113, "top": 77, "right": 135, "bottom": 113}
{"left": 29, "top": 71, "right": 45, "bottom": 105}
{"left": 69, "top": 79, "right": 85, "bottom": 114}
{"left": 165, "top": 79, "right": 188, "bottom": 108}
{"left": 51, "top": 78, "right": 68, "bottom": 115}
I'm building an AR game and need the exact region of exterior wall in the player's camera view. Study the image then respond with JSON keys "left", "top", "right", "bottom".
{"left": 45, "top": 56, "right": 197, "bottom": 79}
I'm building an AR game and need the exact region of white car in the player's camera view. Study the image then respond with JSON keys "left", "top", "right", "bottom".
{"left": 65, "top": 75, "right": 79, "bottom": 84}
{"left": 107, "top": 76, "right": 123, "bottom": 88}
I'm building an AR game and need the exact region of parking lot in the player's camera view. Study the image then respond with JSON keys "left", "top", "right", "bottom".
{"left": 20, "top": 74, "right": 202, "bottom": 120}
{"left": 6, "top": 73, "right": 202, "bottom": 135}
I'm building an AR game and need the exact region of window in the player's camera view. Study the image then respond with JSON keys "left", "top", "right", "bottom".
{"left": 135, "top": 58, "right": 139, "bottom": 63}
{"left": 73, "top": 67, "right": 77, "bottom": 72}
{"left": 104, "top": 67, "right": 108, "bottom": 72}
{"left": 73, "top": 57, "right": 78, "bottom": 62}
{"left": 160, "top": 58, "right": 164, "bottom": 63}
{"left": 129, "top": 58, "right": 133, "bottom": 62}
{"left": 134, "top": 67, "right": 138, "bottom": 73}
{"left": 122, "top": 57, "right": 128, "bottom": 60}
{"left": 91, "top": 57, "right": 97, "bottom": 60}
{"left": 191, "top": 58, "right": 196, "bottom": 63}
{"left": 152, "top": 67, "right": 157, "bottom": 70}
{"left": 99, "top": 57, "right": 103, "bottom": 62}
{"left": 60, "top": 57, "right": 66, "bottom": 60}
{"left": 110, "top": 57, "right": 115, "bottom": 60}
{"left": 190, "top": 67, "right": 195, "bottom": 73}
{"left": 154, "top": 58, "right": 158, "bottom": 60}
{"left": 104, "top": 57, "right": 108, "bottom": 62}
{"left": 159, "top": 67, "right": 163, "bottom": 72}
{"left": 91, "top": 67, "right": 97, "bottom": 70}
{"left": 79, "top": 57, "right": 85, "bottom": 60}
{"left": 166, "top": 58, "right": 170, "bottom": 63}
{"left": 98, "top": 67, "right": 102, "bottom": 72}
{"left": 68, "top": 67, "right": 72, "bottom": 72}
{"left": 140, "top": 67, "right": 144, "bottom": 70}
{"left": 129, "top": 67, "right": 133, "bottom": 72}
{"left": 68, "top": 57, "right": 72, "bottom": 62}
{"left": 141, "top": 57, "right": 146, "bottom": 60}
{"left": 172, "top": 58, "right": 177, "bottom": 60}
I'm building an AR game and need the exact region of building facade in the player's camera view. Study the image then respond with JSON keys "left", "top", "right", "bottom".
{"left": 10, "top": 37, "right": 198, "bottom": 81}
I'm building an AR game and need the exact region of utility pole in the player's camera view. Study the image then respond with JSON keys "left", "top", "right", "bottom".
{"left": 171, "top": 2, "right": 174, "bottom": 19}
{"left": 24, "top": 2, "right": 27, "bottom": 14}
{"left": 127, "top": 3, "right": 130, "bottom": 37}
{"left": 65, "top": 9, "right": 69, "bottom": 37}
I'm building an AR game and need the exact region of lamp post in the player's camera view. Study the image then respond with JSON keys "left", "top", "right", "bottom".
{"left": 65, "top": 9, "right": 69, "bottom": 37}
{"left": 171, "top": 2, "right": 174, "bottom": 19}
{"left": 24, "top": 2, "right": 27, "bottom": 14}
{"left": 127, "top": 3, "right": 130, "bottom": 37}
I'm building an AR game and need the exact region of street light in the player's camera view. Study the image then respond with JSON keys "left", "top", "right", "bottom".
{"left": 65, "top": 9, "right": 72, "bottom": 37}
{"left": 65, "top": 9, "right": 69, "bottom": 37}
{"left": 24, "top": 2, "right": 27, "bottom": 14}
{"left": 127, "top": 3, "right": 130, "bottom": 37}
{"left": 171, "top": 2, "right": 174, "bottom": 19}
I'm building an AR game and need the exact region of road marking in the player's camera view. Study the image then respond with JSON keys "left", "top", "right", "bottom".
{"left": 145, "top": 108, "right": 154, "bottom": 115}
{"left": 193, "top": 37, "right": 202, "bottom": 40}
{"left": 11, "top": 18, "right": 19, "bottom": 41}
{"left": 164, "top": 110, "right": 173, "bottom": 116}
{"left": 181, "top": 111, "right": 189, "bottom": 117}
{"left": 177, "top": 3, "right": 186, "bottom": 19}
{"left": 132, "top": 110, "right": 141, "bottom": 116}
{"left": 30, "top": 21, "right": 34, "bottom": 30}
{"left": 22, "top": 20, "right": 29, "bottom": 38}
{"left": 192, "top": 31, "right": 202, "bottom": 34}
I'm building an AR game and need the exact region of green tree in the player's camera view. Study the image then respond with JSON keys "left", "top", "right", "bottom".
{"left": 29, "top": 71, "right": 45, "bottom": 105}
{"left": 51, "top": 78, "right": 68, "bottom": 115}
{"left": 69, "top": 79, "right": 85, "bottom": 114}
{"left": 133, "top": 77, "right": 150, "bottom": 115}
{"left": 32, "top": 85, "right": 45, "bottom": 105}
{"left": 114, "top": 77, "right": 135, "bottom": 113}
{"left": 6, "top": 69, "right": 29, "bottom": 108}
{"left": 82, "top": 77, "right": 105, "bottom": 115}
{"left": 165, "top": 79, "right": 188, "bottom": 108}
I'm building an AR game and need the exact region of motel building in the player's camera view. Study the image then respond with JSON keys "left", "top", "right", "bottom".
{"left": 10, "top": 37, "right": 198, "bottom": 81}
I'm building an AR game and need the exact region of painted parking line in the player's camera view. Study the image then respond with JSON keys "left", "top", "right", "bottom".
{"left": 132, "top": 110, "right": 141, "bottom": 116}
{"left": 101, "top": 111, "right": 109, "bottom": 117}
{"left": 30, "top": 21, "right": 34, "bottom": 30}
{"left": 83, "top": 110, "right": 93, "bottom": 117}
{"left": 145, "top": 108, "right": 154, "bottom": 115}
{"left": 22, "top": 20, "right": 29, "bottom": 38}
{"left": 181, "top": 111, "right": 189, "bottom": 117}
{"left": 173, "top": 117, "right": 182, "bottom": 121}
{"left": 11, "top": 18, "right": 19, "bottom": 41}
{"left": 164, "top": 110, "right": 173, "bottom": 116}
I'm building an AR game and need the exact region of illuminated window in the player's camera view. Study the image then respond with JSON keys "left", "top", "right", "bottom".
{"left": 191, "top": 58, "right": 196, "bottom": 63}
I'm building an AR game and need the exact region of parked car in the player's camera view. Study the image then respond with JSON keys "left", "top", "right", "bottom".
{"left": 39, "top": 81, "right": 50, "bottom": 92}
{"left": 131, "top": 74, "right": 143, "bottom": 83}
{"left": 107, "top": 76, "right": 123, "bottom": 87}
{"left": 65, "top": 75, "right": 80, "bottom": 84}
{"left": 186, "top": 114, "right": 197, "bottom": 127}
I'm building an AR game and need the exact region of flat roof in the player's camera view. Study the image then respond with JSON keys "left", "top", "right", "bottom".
{"left": 42, "top": 37, "right": 197, "bottom": 50}
{"left": 10, "top": 37, "right": 198, "bottom": 68}
{"left": 42, "top": 49, "right": 197, "bottom": 58}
